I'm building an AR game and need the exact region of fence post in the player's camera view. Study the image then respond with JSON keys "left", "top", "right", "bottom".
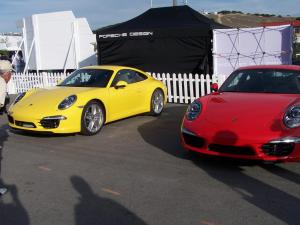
{"left": 195, "top": 74, "right": 200, "bottom": 99}
{"left": 156, "top": 73, "right": 162, "bottom": 82}
{"left": 206, "top": 74, "right": 211, "bottom": 94}
{"left": 200, "top": 74, "right": 205, "bottom": 96}
{"left": 20, "top": 72, "right": 25, "bottom": 92}
{"left": 183, "top": 73, "right": 188, "bottom": 103}
{"left": 166, "top": 73, "right": 172, "bottom": 103}
{"left": 189, "top": 73, "right": 194, "bottom": 102}
{"left": 172, "top": 73, "right": 177, "bottom": 103}
{"left": 42, "top": 72, "right": 48, "bottom": 88}
{"left": 14, "top": 73, "right": 19, "bottom": 93}
{"left": 178, "top": 73, "right": 183, "bottom": 103}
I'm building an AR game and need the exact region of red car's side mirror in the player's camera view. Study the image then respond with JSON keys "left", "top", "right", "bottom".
{"left": 211, "top": 83, "right": 219, "bottom": 92}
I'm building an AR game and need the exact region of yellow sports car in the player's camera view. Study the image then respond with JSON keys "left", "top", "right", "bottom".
{"left": 8, "top": 65, "right": 167, "bottom": 135}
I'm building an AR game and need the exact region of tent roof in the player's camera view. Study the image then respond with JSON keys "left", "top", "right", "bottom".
{"left": 96, "top": 5, "right": 226, "bottom": 37}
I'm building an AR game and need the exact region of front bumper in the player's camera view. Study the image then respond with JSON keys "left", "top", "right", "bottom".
{"left": 7, "top": 108, "right": 82, "bottom": 134}
{"left": 181, "top": 127, "right": 300, "bottom": 162}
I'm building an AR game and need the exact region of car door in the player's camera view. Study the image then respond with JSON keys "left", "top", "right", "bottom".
{"left": 108, "top": 69, "right": 146, "bottom": 121}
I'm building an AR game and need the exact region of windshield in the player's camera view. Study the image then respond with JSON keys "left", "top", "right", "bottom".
{"left": 58, "top": 69, "right": 114, "bottom": 87}
{"left": 219, "top": 69, "right": 300, "bottom": 94}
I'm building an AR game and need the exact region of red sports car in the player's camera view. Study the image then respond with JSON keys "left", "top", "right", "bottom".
{"left": 181, "top": 65, "right": 300, "bottom": 162}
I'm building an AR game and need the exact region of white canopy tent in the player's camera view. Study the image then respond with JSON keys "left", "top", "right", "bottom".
{"left": 17, "top": 11, "right": 97, "bottom": 72}
{"left": 0, "top": 35, "right": 22, "bottom": 51}
{"left": 213, "top": 25, "right": 293, "bottom": 77}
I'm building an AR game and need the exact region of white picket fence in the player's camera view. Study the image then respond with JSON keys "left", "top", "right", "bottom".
{"left": 151, "top": 73, "right": 226, "bottom": 103}
{"left": 7, "top": 72, "right": 226, "bottom": 103}
{"left": 7, "top": 72, "right": 70, "bottom": 94}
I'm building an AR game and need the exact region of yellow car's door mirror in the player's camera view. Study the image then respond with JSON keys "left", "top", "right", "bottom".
{"left": 115, "top": 81, "right": 128, "bottom": 89}
{"left": 57, "top": 79, "right": 64, "bottom": 85}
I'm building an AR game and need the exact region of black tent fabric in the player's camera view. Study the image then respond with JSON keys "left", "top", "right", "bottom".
{"left": 96, "top": 5, "right": 226, "bottom": 74}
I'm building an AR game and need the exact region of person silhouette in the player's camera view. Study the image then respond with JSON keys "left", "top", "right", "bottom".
{"left": 0, "top": 60, "right": 12, "bottom": 196}
{"left": 0, "top": 179, "right": 30, "bottom": 225}
{"left": 71, "top": 176, "right": 147, "bottom": 225}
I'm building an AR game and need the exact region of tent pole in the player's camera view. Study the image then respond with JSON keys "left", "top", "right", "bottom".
{"left": 22, "top": 18, "right": 29, "bottom": 68}
{"left": 63, "top": 24, "right": 75, "bottom": 74}
{"left": 73, "top": 21, "right": 79, "bottom": 70}
{"left": 11, "top": 39, "right": 24, "bottom": 66}
{"left": 24, "top": 37, "right": 35, "bottom": 74}
{"left": 173, "top": 0, "right": 177, "bottom": 6}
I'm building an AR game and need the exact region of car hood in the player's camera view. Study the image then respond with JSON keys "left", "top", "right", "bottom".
{"left": 11, "top": 86, "right": 100, "bottom": 115}
{"left": 202, "top": 92, "right": 300, "bottom": 135}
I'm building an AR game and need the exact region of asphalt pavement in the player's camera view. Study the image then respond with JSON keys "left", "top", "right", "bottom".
{"left": 0, "top": 103, "right": 300, "bottom": 225}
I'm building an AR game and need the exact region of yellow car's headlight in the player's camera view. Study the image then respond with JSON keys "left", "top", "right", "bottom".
{"left": 58, "top": 95, "right": 77, "bottom": 110}
{"left": 14, "top": 92, "right": 26, "bottom": 105}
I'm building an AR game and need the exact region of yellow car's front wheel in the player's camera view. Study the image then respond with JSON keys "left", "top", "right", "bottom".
{"left": 80, "top": 101, "right": 105, "bottom": 136}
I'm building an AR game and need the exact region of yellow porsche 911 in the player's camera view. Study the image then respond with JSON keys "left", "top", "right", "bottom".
{"left": 8, "top": 65, "right": 167, "bottom": 135}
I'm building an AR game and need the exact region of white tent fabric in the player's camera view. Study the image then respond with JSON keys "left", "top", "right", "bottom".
{"left": 0, "top": 35, "right": 22, "bottom": 51}
{"left": 213, "top": 25, "right": 293, "bottom": 77}
{"left": 21, "top": 11, "right": 96, "bottom": 71}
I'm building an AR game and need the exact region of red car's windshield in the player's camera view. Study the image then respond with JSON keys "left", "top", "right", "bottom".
{"left": 219, "top": 69, "right": 300, "bottom": 94}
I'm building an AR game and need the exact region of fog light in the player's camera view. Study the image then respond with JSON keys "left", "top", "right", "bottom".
{"left": 261, "top": 143, "right": 295, "bottom": 156}
{"left": 43, "top": 116, "right": 67, "bottom": 120}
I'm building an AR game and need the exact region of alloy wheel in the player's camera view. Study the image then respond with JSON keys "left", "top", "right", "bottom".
{"left": 84, "top": 103, "right": 104, "bottom": 133}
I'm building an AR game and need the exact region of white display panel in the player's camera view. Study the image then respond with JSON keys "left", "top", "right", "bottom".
{"left": 22, "top": 11, "right": 96, "bottom": 71}
{"left": 213, "top": 25, "right": 293, "bottom": 77}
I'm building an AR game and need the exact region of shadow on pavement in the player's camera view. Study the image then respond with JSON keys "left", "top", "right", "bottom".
{"left": 140, "top": 109, "right": 300, "bottom": 225}
{"left": 0, "top": 124, "right": 30, "bottom": 225}
{"left": 138, "top": 105, "right": 188, "bottom": 158}
{"left": 9, "top": 128, "right": 76, "bottom": 138}
{"left": 191, "top": 129, "right": 300, "bottom": 225}
{"left": 191, "top": 156, "right": 300, "bottom": 225}
{"left": 71, "top": 175, "right": 147, "bottom": 225}
{"left": 260, "top": 163, "right": 300, "bottom": 185}
{"left": 0, "top": 124, "right": 9, "bottom": 176}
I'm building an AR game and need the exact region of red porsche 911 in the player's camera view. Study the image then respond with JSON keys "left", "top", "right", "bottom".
{"left": 181, "top": 65, "right": 300, "bottom": 162}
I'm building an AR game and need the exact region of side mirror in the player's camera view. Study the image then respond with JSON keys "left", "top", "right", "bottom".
{"left": 211, "top": 83, "right": 219, "bottom": 92}
{"left": 56, "top": 79, "right": 64, "bottom": 85}
{"left": 115, "top": 80, "right": 128, "bottom": 89}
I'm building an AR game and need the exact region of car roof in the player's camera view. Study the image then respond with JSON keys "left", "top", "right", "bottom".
{"left": 80, "top": 65, "right": 145, "bottom": 72}
{"left": 237, "top": 65, "right": 300, "bottom": 71}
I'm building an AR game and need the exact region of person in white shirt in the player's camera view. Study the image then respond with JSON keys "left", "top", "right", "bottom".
{"left": 0, "top": 60, "right": 12, "bottom": 196}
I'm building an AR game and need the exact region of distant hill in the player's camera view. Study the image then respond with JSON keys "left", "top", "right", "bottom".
{"left": 207, "top": 13, "right": 296, "bottom": 28}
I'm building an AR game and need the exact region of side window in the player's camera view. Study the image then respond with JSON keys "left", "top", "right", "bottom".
{"left": 111, "top": 69, "right": 148, "bottom": 87}
{"left": 111, "top": 70, "right": 131, "bottom": 87}
{"left": 134, "top": 71, "right": 148, "bottom": 82}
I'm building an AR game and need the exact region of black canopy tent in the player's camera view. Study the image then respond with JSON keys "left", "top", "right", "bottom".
{"left": 96, "top": 6, "right": 226, "bottom": 74}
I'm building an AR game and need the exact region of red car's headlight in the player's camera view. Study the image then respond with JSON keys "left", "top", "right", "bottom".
{"left": 186, "top": 100, "right": 202, "bottom": 121}
{"left": 284, "top": 106, "right": 300, "bottom": 128}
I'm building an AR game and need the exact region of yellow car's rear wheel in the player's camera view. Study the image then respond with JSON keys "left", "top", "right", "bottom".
{"left": 80, "top": 101, "right": 104, "bottom": 135}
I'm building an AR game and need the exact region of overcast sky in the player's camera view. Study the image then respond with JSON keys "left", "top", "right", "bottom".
{"left": 0, "top": 0, "right": 299, "bottom": 33}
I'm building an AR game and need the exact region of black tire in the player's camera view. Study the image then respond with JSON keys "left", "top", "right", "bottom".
{"left": 150, "top": 89, "right": 164, "bottom": 116}
{"left": 80, "top": 101, "right": 105, "bottom": 136}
